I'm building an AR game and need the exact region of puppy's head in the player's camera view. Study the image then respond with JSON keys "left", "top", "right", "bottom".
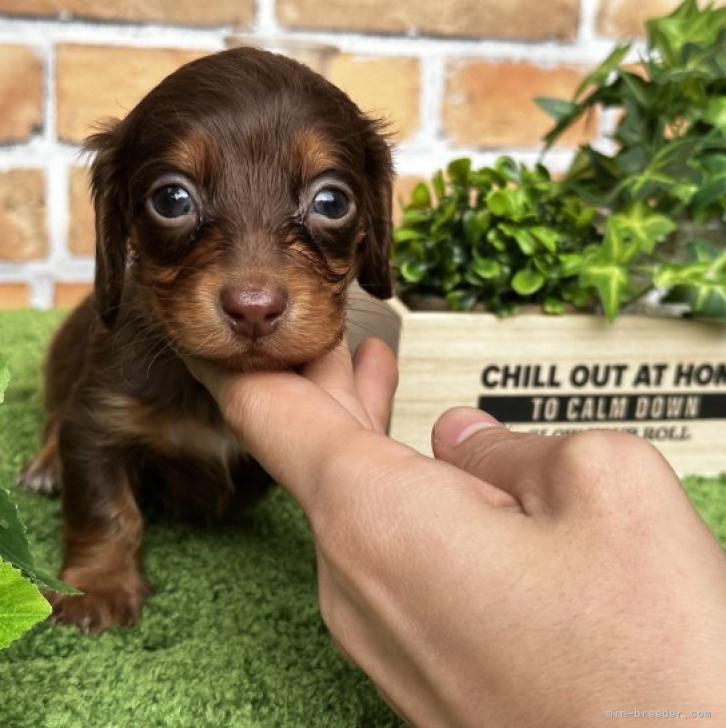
{"left": 87, "top": 47, "right": 393, "bottom": 370}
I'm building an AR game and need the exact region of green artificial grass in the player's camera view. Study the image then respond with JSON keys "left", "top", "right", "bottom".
{"left": 1, "top": 310, "right": 725, "bottom": 728}
{"left": 0, "top": 310, "right": 401, "bottom": 728}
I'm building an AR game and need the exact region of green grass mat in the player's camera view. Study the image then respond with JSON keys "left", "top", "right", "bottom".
{"left": 0, "top": 310, "right": 401, "bottom": 728}
{"left": 1, "top": 310, "right": 724, "bottom": 728}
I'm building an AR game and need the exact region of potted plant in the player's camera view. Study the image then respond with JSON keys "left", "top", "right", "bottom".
{"left": 382, "top": 0, "right": 725, "bottom": 475}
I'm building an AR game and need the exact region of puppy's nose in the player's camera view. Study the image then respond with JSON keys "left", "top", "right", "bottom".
{"left": 220, "top": 283, "right": 288, "bottom": 338}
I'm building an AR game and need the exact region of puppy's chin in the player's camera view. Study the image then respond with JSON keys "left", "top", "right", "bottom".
{"left": 180, "top": 325, "right": 346, "bottom": 374}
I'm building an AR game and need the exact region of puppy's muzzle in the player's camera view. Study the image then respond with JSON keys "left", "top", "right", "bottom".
{"left": 220, "top": 281, "right": 289, "bottom": 338}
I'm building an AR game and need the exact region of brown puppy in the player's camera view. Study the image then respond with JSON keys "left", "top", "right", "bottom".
{"left": 19, "top": 47, "right": 393, "bottom": 633}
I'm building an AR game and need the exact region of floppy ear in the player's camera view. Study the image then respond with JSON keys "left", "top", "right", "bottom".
{"left": 357, "top": 123, "right": 394, "bottom": 300}
{"left": 85, "top": 123, "right": 129, "bottom": 328}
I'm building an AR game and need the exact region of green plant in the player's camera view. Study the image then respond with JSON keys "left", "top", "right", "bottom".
{"left": 0, "top": 355, "right": 75, "bottom": 650}
{"left": 395, "top": 158, "right": 601, "bottom": 314}
{"left": 536, "top": 0, "right": 726, "bottom": 319}
{"left": 394, "top": 0, "right": 726, "bottom": 321}
{"left": 538, "top": 0, "right": 726, "bottom": 218}
{"left": 394, "top": 160, "right": 678, "bottom": 318}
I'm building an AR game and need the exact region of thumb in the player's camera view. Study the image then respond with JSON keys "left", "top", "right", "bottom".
{"left": 431, "top": 407, "right": 555, "bottom": 514}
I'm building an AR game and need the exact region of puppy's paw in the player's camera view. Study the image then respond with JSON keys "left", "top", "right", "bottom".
{"left": 18, "top": 442, "right": 60, "bottom": 496}
{"left": 48, "top": 575, "right": 153, "bottom": 634}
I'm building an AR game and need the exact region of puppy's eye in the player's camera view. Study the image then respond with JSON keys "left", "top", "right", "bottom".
{"left": 312, "top": 188, "right": 349, "bottom": 220}
{"left": 152, "top": 185, "right": 193, "bottom": 219}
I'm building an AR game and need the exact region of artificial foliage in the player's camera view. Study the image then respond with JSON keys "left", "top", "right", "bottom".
{"left": 0, "top": 353, "right": 73, "bottom": 653}
{"left": 0, "top": 560, "right": 50, "bottom": 650}
{"left": 395, "top": 0, "right": 726, "bottom": 320}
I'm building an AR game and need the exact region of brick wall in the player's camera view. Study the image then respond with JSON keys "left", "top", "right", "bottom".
{"left": 0, "top": 0, "right": 685, "bottom": 309}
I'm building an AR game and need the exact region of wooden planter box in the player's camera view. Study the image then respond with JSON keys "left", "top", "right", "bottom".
{"left": 347, "top": 290, "right": 726, "bottom": 477}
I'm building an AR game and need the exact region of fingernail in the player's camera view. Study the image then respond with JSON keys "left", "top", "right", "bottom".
{"left": 433, "top": 407, "right": 501, "bottom": 448}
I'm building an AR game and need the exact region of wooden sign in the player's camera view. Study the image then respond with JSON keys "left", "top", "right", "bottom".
{"left": 348, "top": 294, "right": 726, "bottom": 477}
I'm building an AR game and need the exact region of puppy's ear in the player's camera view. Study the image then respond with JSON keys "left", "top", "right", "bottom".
{"left": 357, "top": 122, "right": 394, "bottom": 300}
{"left": 85, "top": 122, "right": 128, "bottom": 328}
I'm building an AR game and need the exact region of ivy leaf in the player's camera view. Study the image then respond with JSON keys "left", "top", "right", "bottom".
{"left": 611, "top": 202, "right": 677, "bottom": 257}
{"left": 0, "top": 559, "right": 51, "bottom": 650}
{"left": 704, "top": 96, "right": 726, "bottom": 128}
{"left": 573, "top": 43, "right": 631, "bottom": 100}
{"left": 535, "top": 98, "right": 579, "bottom": 123}
{"left": 511, "top": 268, "right": 545, "bottom": 296}
{"left": 656, "top": 242, "right": 726, "bottom": 318}
{"left": 579, "top": 262, "right": 630, "bottom": 321}
{"left": 0, "top": 486, "right": 78, "bottom": 595}
{"left": 690, "top": 155, "right": 726, "bottom": 213}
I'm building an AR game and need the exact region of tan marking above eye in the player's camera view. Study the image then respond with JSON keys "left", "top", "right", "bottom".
{"left": 293, "top": 128, "right": 343, "bottom": 182}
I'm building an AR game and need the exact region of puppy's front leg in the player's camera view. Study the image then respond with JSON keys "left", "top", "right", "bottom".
{"left": 50, "top": 421, "right": 150, "bottom": 633}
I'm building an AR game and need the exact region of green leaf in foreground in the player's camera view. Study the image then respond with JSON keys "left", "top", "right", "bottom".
{"left": 0, "top": 559, "right": 51, "bottom": 649}
{"left": 0, "top": 487, "right": 78, "bottom": 595}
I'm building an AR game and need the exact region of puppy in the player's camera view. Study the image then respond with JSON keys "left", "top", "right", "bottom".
{"left": 19, "top": 47, "right": 393, "bottom": 633}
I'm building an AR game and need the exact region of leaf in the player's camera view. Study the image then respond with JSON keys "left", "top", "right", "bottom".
{"left": 494, "top": 156, "right": 520, "bottom": 183}
{"left": 610, "top": 202, "right": 677, "bottom": 257}
{"left": 0, "top": 559, "right": 51, "bottom": 650}
{"left": 543, "top": 297, "right": 566, "bottom": 315}
{"left": 445, "top": 290, "right": 478, "bottom": 311}
{"left": 690, "top": 155, "right": 726, "bottom": 213}
{"left": 462, "top": 210, "right": 489, "bottom": 246}
{"left": 579, "top": 263, "right": 630, "bottom": 322}
{"left": 620, "top": 72, "right": 651, "bottom": 109}
{"left": 410, "top": 182, "right": 432, "bottom": 209}
{"left": 500, "top": 223, "right": 537, "bottom": 255}
{"left": 704, "top": 96, "right": 726, "bottom": 128}
{"left": 470, "top": 258, "right": 501, "bottom": 280}
{"left": 535, "top": 97, "right": 579, "bottom": 123}
{"left": 511, "top": 269, "right": 545, "bottom": 296}
{"left": 559, "top": 253, "right": 584, "bottom": 277}
{"left": 655, "top": 243, "right": 726, "bottom": 319}
{"left": 530, "top": 226, "right": 560, "bottom": 253}
{"left": 393, "top": 228, "right": 424, "bottom": 243}
{"left": 486, "top": 188, "right": 530, "bottom": 221}
{"left": 402, "top": 209, "right": 431, "bottom": 226}
{"left": 574, "top": 43, "right": 631, "bottom": 100}
{"left": 447, "top": 158, "right": 471, "bottom": 186}
{"left": 0, "top": 487, "right": 78, "bottom": 595}
{"left": 432, "top": 170, "right": 446, "bottom": 200}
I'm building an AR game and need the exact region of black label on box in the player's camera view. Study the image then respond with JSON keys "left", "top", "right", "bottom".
{"left": 478, "top": 392, "right": 726, "bottom": 424}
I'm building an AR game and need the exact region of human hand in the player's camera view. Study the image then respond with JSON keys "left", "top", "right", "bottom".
{"left": 190, "top": 339, "right": 726, "bottom": 727}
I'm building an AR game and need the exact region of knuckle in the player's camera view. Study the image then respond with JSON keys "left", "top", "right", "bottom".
{"left": 553, "top": 429, "right": 646, "bottom": 472}
{"left": 552, "top": 429, "right": 671, "bottom": 509}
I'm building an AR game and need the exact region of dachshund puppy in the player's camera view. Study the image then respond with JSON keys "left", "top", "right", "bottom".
{"left": 19, "top": 47, "right": 393, "bottom": 633}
